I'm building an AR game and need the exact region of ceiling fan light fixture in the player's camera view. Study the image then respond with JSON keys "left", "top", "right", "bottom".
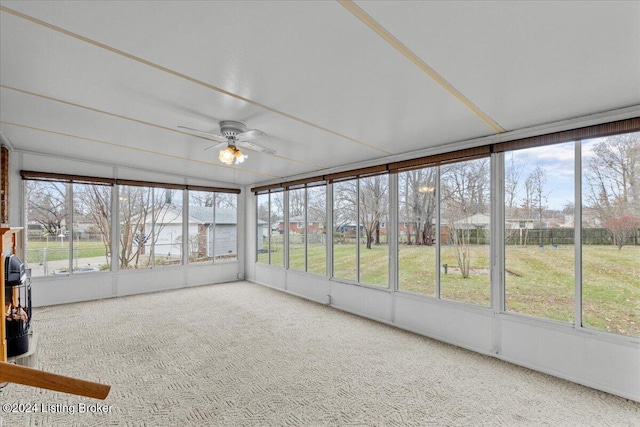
{"left": 234, "top": 149, "right": 248, "bottom": 163}
{"left": 219, "top": 145, "right": 247, "bottom": 165}
{"left": 219, "top": 146, "right": 236, "bottom": 164}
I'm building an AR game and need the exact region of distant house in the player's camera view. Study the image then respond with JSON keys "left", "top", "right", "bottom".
{"left": 336, "top": 221, "right": 360, "bottom": 237}
{"left": 505, "top": 218, "right": 535, "bottom": 230}
{"left": 145, "top": 205, "right": 237, "bottom": 259}
{"left": 440, "top": 213, "right": 491, "bottom": 244}
{"left": 450, "top": 213, "right": 491, "bottom": 230}
{"left": 279, "top": 215, "right": 325, "bottom": 234}
{"left": 397, "top": 215, "right": 439, "bottom": 245}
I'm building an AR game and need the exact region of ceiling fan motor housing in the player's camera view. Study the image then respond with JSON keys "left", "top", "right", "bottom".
{"left": 219, "top": 120, "right": 247, "bottom": 140}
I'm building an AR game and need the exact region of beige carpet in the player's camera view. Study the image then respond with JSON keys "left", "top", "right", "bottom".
{"left": 1, "top": 281, "right": 638, "bottom": 426}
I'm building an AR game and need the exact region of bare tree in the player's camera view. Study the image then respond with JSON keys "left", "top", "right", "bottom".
{"left": 359, "top": 175, "right": 388, "bottom": 249}
{"left": 307, "top": 186, "right": 326, "bottom": 228}
{"left": 505, "top": 153, "right": 524, "bottom": 214}
{"left": 333, "top": 181, "right": 357, "bottom": 243}
{"left": 603, "top": 214, "right": 640, "bottom": 250}
{"left": 119, "top": 186, "right": 152, "bottom": 268}
{"left": 214, "top": 193, "right": 237, "bottom": 209}
{"left": 441, "top": 159, "right": 490, "bottom": 278}
{"left": 523, "top": 166, "right": 549, "bottom": 229}
{"left": 75, "top": 184, "right": 111, "bottom": 265}
{"left": 257, "top": 194, "right": 270, "bottom": 224}
{"left": 516, "top": 166, "right": 549, "bottom": 245}
{"left": 399, "top": 168, "right": 436, "bottom": 245}
{"left": 117, "top": 186, "right": 177, "bottom": 268}
{"left": 25, "top": 181, "right": 68, "bottom": 235}
{"left": 585, "top": 133, "right": 640, "bottom": 225}
{"left": 504, "top": 154, "right": 526, "bottom": 244}
{"left": 270, "top": 191, "right": 285, "bottom": 232}
{"left": 288, "top": 188, "right": 305, "bottom": 218}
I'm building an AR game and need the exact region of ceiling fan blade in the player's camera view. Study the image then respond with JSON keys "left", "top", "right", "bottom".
{"left": 236, "top": 140, "right": 276, "bottom": 156}
{"left": 177, "top": 126, "right": 227, "bottom": 142}
{"left": 237, "top": 129, "right": 266, "bottom": 141}
{"left": 203, "top": 142, "right": 227, "bottom": 151}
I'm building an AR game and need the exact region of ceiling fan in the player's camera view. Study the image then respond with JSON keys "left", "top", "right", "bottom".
{"left": 178, "top": 120, "right": 275, "bottom": 165}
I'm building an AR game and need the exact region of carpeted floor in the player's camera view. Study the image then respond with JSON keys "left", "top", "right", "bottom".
{"left": 1, "top": 281, "right": 638, "bottom": 426}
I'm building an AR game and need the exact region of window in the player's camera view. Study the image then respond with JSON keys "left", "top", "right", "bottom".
{"left": 398, "top": 167, "right": 437, "bottom": 296}
{"left": 118, "top": 185, "right": 153, "bottom": 269}
{"left": 73, "top": 183, "right": 111, "bottom": 273}
{"left": 25, "top": 180, "right": 72, "bottom": 276}
{"left": 307, "top": 185, "right": 327, "bottom": 275}
{"left": 151, "top": 187, "right": 183, "bottom": 268}
{"left": 582, "top": 132, "right": 639, "bottom": 337}
{"left": 256, "top": 193, "right": 270, "bottom": 264}
{"left": 270, "top": 191, "right": 285, "bottom": 266}
{"left": 440, "top": 158, "right": 491, "bottom": 306}
{"left": 189, "top": 191, "right": 238, "bottom": 264}
{"left": 212, "top": 193, "right": 238, "bottom": 263}
{"left": 23, "top": 171, "right": 239, "bottom": 275}
{"left": 25, "top": 179, "right": 111, "bottom": 277}
{"left": 285, "top": 185, "right": 327, "bottom": 274}
{"left": 288, "top": 187, "right": 306, "bottom": 271}
{"left": 251, "top": 118, "right": 639, "bottom": 339}
{"left": 256, "top": 190, "right": 284, "bottom": 266}
{"left": 332, "top": 175, "right": 389, "bottom": 287}
{"left": 358, "top": 174, "right": 389, "bottom": 287}
{"left": 333, "top": 180, "right": 358, "bottom": 281}
{"left": 504, "top": 144, "right": 575, "bottom": 322}
{"left": 117, "top": 185, "right": 184, "bottom": 269}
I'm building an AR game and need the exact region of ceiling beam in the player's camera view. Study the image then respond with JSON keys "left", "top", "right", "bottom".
{"left": 339, "top": 0, "right": 507, "bottom": 134}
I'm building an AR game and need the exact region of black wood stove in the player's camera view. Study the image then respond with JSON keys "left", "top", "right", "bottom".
{"left": 5, "top": 254, "right": 31, "bottom": 357}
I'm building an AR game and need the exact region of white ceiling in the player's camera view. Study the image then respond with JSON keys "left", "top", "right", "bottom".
{"left": 1, "top": 1, "right": 639, "bottom": 187}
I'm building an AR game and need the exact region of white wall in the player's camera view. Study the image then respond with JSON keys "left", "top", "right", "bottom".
{"left": 243, "top": 184, "right": 640, "bottom": 403}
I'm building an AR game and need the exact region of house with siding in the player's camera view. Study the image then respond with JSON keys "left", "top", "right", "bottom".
{"left": 146, "top": 205, "right": 237, "bottom": 259}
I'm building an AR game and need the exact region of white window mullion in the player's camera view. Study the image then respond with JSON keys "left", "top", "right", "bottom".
{"left": 304, "top": 187, "right": 308, "bottom": 272}
{"left": 111, "top": 171, "right": 119, "bottom": 274}
{"left": 268, "top": 192, "right": 272, "bottom": 264}
{"left": 67, "top": 182, "right": 74, "bottom": 273}
{"left": 490, "top": 152, "right": 505, "bottom": 355}
{"left": 356, "top": 179, "right": 361, "bottom": 283}
{"left": 284, "top": 190, "right": 289, "bottom": 270}
{"left": 327, "top": 183, "right": 334, "bottom": 278}
{"left": 491, "top": 152, "right": 505, "bottom": 313}
{"left": 150, "top": 188, "right": 155, "bottom": 269}
{"left": 183, "top": 189, "right": 189, "bottom": 266}
{"left": 435, "top": 167, "right": 441, "bottom": 298}
{"left": 575, "top": 141, "right": 583, "bottom": 330}
{"left": 212, "top": 196, "right": 217, "bottom": 263}
{"left": 389, "top": 173, "right": 398, "bottom": 291}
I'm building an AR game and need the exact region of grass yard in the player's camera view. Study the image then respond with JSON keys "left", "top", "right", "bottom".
{"left": 505, "top": 245, "right": 576, "bottom": 322}
{"left": 260, "top": 238, "right": 639, "bottom": 337}
{"left": 506, "top": 245, "right": 640, "bottom": 336}
{"left": 26, "top": 240, "right": 108, "bottom": 263}
{"left": 582, "top": 246, "right": 639, "bottom": 336}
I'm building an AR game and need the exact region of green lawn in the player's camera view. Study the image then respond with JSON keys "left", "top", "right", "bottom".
{"left": 582, "top": 246, "right": 639, "bottom": 336}
{"left": 259, "top": 240, "right": 639, "bottom": 337}
{"left": 26, "top": 240, "right": 108, "bottom": 263}
{"left": 505, "top": 245, "right": 640, "bottom": 337}
{"left": 505, "top": 245, "right": 575, "bottom": 322}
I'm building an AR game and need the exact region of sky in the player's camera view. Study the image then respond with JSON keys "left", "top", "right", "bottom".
{"left": 508, "top": 137, "right": 603, "bottom": 211}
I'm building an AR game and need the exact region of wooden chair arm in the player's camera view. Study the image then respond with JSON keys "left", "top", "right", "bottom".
{"left": 0, "top": 361, "right": 110, "bottom": 400}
